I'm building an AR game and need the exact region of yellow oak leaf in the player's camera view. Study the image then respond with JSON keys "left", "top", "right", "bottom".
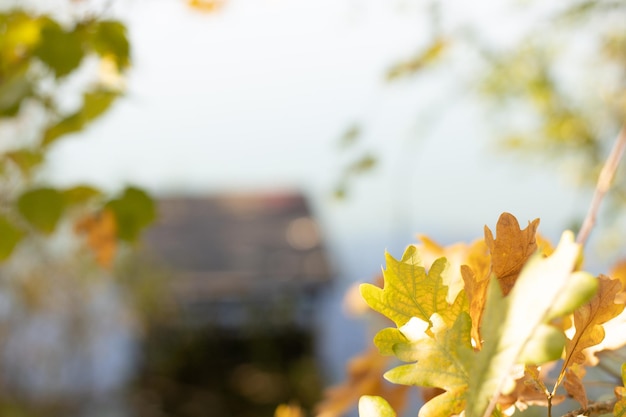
{"left": 415, "top": 235, "right": 477, "bottom": 304}
{"left": 556, "top": 276, "right": 625, "bottom": 389}
{"left": 484, "top": 212, "right": 540, "bottom": 295}
{"left": 360, "top": 246, "right": 466, "bottom": 329}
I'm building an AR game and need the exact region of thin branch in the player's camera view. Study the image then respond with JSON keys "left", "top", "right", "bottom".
{"left": 560, "top": 399, "right": 616, "bottom": 417}
{"left": 577, "top": 126, "right": 626, "bottom": 246}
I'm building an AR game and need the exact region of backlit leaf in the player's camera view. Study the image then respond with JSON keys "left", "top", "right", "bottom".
{"left": 556, "top": 276, "right": 624, "bottom": 388}
{"left": 385, "top": 313, "right": 472, "bottom": 417}
{"left": 358, "top": 395, "right": 396, "bottom": 417}
{"left": 0, "top": 216, "right": 23, "bottom": 261}
{"left": 484, "top": 212, "right": 540, "bottom": 295}
{"left": 106, "top": 186, "right": 155, "bottom": 242}
{"left": 360, "top": 246, "right": 466, "bottom": 329}
{"left": 467, "top": 231, "right": 596, "bottom": 417}
{"left": 17, "top": 187, "right": 65, "bottom": 234}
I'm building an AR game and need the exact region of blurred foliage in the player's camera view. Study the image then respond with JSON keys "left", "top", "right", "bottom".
{"left": 0, "top": 3, "right": 158, "bottom": 414}
{"left": 339, "top": 0, "right": 626, "bottom": 224}
{"left": 0, "top": 6, "right": 153, "bottom": 266}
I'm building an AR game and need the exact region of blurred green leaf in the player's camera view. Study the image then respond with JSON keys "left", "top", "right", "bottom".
{"left": 33, "top": 18, "right": 84, "bottom": 78}
{"left": 89, "top": 20, "right": 130, "bottom": 69}
{"left": 42, "top": 89, "right": 118, "bottom": 146}
{"left": 106, "top": 186, "right": 155, "bottom": 242}
{"left": 82, "top": 89, "right": 118, "bottom": 121}
{"left": 63, "top": 185, "right": 102, "bottom": 205}
{"left": 0, "top": 216, "right": 23, "bottom": 261}
{"left": 5, "top": 149, "right": 44, "bottom": 174}
{"left": 17, "top": 187, "right": 65, "bottom": 234}
{"left": 0, "top": 71, "right": 31, "bottom": 117}
{"left": 42, "top": 112, "right": 84, "bottom": 146}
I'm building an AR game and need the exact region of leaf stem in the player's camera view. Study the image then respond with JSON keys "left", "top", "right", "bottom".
{"left": 576, "top": 125, "right": 626, "bottom": 247}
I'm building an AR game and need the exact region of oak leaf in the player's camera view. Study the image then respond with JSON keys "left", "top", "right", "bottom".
{"left": 467, "top": 232, "right": 597, "bottom": 417}
{"left": 385, "top": 313, "right": 473, "bottom": 417}
{"left": 484, "top": 212, "right": 540, "bottom": 295}
{"left": 360, "top": 246, "right": 466, "bottom": 330}
{"left": 556, "top": 275, "right": 624, "bottom": 388}
{"left": 415, "top": 235, "right": 479, "bottom": 304}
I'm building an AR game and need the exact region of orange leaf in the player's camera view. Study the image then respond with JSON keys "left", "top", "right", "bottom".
{"left": 75, "top": 209, "right": 117, "bottom": 268}
{"left": 484, "top": 213, "right": 540, "bottom": 295}
{"left": 557, "top": 276, "right": 624, "bottom": 389}
{"left": 460, "top": 239, "right": 491, "bottom": 348}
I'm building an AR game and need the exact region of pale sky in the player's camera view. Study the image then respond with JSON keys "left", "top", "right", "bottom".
{"left": 40, "top": 0, "right": 592, "bottom": 254}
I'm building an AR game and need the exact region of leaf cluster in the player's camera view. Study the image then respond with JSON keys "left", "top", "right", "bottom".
{"left": 322, "top": 213, "right": 626, "bottom": 417}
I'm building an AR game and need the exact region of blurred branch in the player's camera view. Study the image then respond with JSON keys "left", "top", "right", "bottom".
{"left": 577, "top": 125, "right": 626, "bottom": 246}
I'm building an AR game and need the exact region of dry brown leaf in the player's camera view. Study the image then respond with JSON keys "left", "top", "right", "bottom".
{"left": 459, "top": 239, "right": 491, "bottom": 348}
{"left": 558, "top": 276, "right": 625, "bottom": 387}
{"left": 75, "top": 209, "right": 117, "bottom": 268}
{"left": 484, "top": 212, "right": 540, "bottom": 295}
{"left": 315, "top": 348, "right": 409, "bottom": 417}
{"left": 461, "top": 264, "right": 489, "bottom": 349}
{"left": 564, "top": 364, "right": 588, "bottom": 409}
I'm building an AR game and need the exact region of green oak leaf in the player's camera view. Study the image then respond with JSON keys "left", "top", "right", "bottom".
{"left": 385, "top": 312, "right": 473, "bottom": 417}
{"left": 360, "top": 246, "right": 466, "bottom": 329}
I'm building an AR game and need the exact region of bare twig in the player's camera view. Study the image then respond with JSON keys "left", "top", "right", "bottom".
{"left": 576, "top": 126, "right": 626, "bottom": 246}
{"left": 560, "top": 399, "right": 616, "bottom": 417}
